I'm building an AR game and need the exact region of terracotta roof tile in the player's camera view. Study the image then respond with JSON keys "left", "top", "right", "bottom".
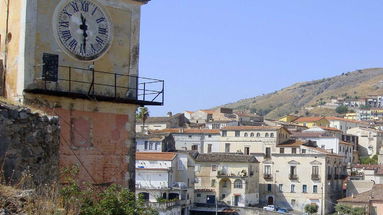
{"left": 338, "top": 184, "right": 383, "bottom": 203}
{"left": 221, "top": 126, "right": 283, "bottom": 131}
{"left": 325, "top": 117, "right": 369, "bottom": 125}
{"left": 277, "top": 140, "right": 306, "bottom": 147}
{"left": 151, "top": 128, "right": 220, "bottom": 134}
{"left": 319, "top": 126, "right": 342, "bottom": 132}
{"left": 136, "top": 152, "right": 176, "bottom": 161}
{"left": 195, "top": 153, "right": 259, "bottom": 163}
{"left": 293, "top": 117, "right": 326, "bottom": 123}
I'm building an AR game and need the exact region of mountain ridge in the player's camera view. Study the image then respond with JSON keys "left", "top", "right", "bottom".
{"left": 219, "top": 68, "right": 383, "bottom": 119}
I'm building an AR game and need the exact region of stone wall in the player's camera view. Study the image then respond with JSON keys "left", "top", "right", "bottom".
{"left": 0, "top": 100, "right": 60, "bottom": 187}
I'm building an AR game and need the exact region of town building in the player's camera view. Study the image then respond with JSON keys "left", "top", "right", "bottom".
{"left": 136, "top": 113, "right": 188, "bottom": 133}
{"left": 136, "top": 133, "right": 175, "bottom": 152}
{"left": 0, "top": 0, "right": 163, "bottom": 190}
{"left": 152, "top": 128, "right": 221, "bottom": 153}
{"left": 136, "top": 152, "right": 195, "bottom": 215}
{"left": 325, "top": 117, "right": 368, "bottom": 133}
{"left": 292, "top": 117, "right": 330, "bottom": 128}
{"left": 347, "top": 127, "right": 383, "bottom": 158}
{"left": 269, "top": 140, "right": 346, "bottom": 214}
{"left": 193, "top": 153, "right": 259, "bottom": 210}
{"left": 338, "top": 184, "right": 383, "bottom": 215}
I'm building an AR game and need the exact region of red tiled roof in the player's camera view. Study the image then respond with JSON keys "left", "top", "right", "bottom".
{"left": 340, "top": 141, "right": 354, "bottom": 146}
{"left": 293, "top": 117, "right": 326, "bottom": 123}
{"left": 221, "top": 126, "right": 282, "bottom": 131}
{"left": 319, "top": 126, "right": 342, "bottom": 132}
{"left": 325, "top": 117, "right": 369, "bottom": 125}
{"left": 151, "top": 128, "right": 220, "bottom": 134}
{"left": 338, "top": 184, "right": 383, "bottom": 203}
{"left": 136, "top": 152, "right": 176, "bottom": 161}
{"left": 277, "top": 140, "right": 306, "bottom": 147}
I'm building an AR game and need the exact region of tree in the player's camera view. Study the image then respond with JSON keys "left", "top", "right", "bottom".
{"left": 335, "top": 204, "right": 366, "bottom": 215}
{"left": 136, "top": 107, "right": 149, "bottom": 132}
{"left": 305, "top": 204, "right": 318, "bottom": 215}
{"left": 336, "top": 105, "right": 349, "bottom": 114}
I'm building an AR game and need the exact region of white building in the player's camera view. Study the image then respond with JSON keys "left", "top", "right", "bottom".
{"left": 136, "top": 152, "right": 195, "bottom": 215}
{"left": 326, "top": 117, "right": 368, "bottom": 133}
{"left": 347, "top": 127, "right": 383, "bottom": 158}
{"left": 136, "top": 133, "right": 175, "bottom": 152}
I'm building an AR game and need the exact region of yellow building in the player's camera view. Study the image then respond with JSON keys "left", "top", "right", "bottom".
{"left": 293, "top": 117, "right": 330, "bottom": 128}
{"left": 279, "top": 115, "right": 299, "bottom": 123}
{"left": 344, "top": 113, "right": 357, "bottom": 120}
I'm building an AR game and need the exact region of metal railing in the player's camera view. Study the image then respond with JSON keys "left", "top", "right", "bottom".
{"left": 263, "top": 174, "right": 273, "bottom": 180}
{"left": 311, "top": 174, "right": 320, "bottom": 180}
{"left": 29, "top": 65, "right": 164, "bottom": 105}
{"left": 289, "top": 174, "right": 298, "bottom": 180}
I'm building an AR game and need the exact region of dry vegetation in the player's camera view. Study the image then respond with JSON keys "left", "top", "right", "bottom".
{"left": 221, "top": 68, "right": 383, "bottom": 119}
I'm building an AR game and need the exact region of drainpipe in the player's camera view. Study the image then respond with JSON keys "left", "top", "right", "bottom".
{"left": 2, "top": 0, "right": 10, "bottom": 97}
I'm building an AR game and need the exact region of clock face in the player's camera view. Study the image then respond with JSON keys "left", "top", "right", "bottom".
{"left": 53, "top": 0, "right": 113, "bottom": 61}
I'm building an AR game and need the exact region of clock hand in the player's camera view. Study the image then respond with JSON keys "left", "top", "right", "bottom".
{"left": 80, "top": 14, "right": 88, "bottom": 53}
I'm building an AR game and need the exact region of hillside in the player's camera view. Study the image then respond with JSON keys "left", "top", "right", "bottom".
{"left": 220, "top": 68, "right": 383, "bottom": 119}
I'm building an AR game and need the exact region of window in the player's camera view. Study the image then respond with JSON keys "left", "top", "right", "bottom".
{"left": 291, "top": 199, "right": 296, "bottom": 206}
{"left": 290, "top": 166, "right": 297, "bottom": 177}
{"left": 212, "top": 165, "right": 217, "bottom": 171}
{"left": 221, "top": 194, "right": 226, "bottom": 199}
{"left": 234, "top": 180, "right": 243, "bottom": 189}
{"left": 312, "top": 166, "right": 319, "bottom": 176}
{"left": 265, "top": 133, "right": 269, "bottom": 137}
{"left": 208, "top": 144, "right": 212, "bottom": 153}
{"left": 291, "top": 184, "right": 295, "bottom": 193}
{"left": 244, "top": 147, "right": 250, "bottom": 155}
{"left": 225, "top": 143, "right": 230, "bottom": 153}
{"left": 250, "top": 133, "right": 254, "bottom": 137}
{"left": 149, "top": 142, "right": 154, "bottom": 150}
{"left": 197, "top": 194, "right": 201, "bottom": 197}
{"left": 267, "top": 184, "right": 272, "bottom": 192}
{"left": 244, "top": 133, "right": 248, "bottom": 137}
{"left": 235, "top": 131, "right": 240, "bottom": 137}
{"left": 192, "top": 145, "right": 198, "bottom": 151}
{"left": 292, "top": 148, "right": 297, "bottom": 154}
{"left": 270, "top": 133, "right": 274, "bottom": 138}
{"left": 222, "top": 131, "right": 227, "bottom": 137}
{"left": 208, "top": 134, "right": 212, "bottom": 138}
{"left": 265, "top": 147, "right": 271, "bottom": 158}
{"left": 211, "top": 179, "right": 216, "bottom": 187}
{"left": 302, "top": 185, "right": 307, "bottom": 193}
{"left": 313, "top": 185, "right": 318, "bottom": 193}
{"left": 264, "top": 165, "right": 272, "bottom": 175}
{"left": 223, "top": 180, "right": 228, "bottom": 188}
{"left": 188, "top": 135, "right": 192, "bottom": 138}
{"left": 144, "top": 141, "right": 148, "bottom": 150}
{"left": 280, "top": 148, "right": 285, "bottom": 154}
{"left": 302, "top": 149, "right": 306, "bottom": 154}
{"left": 279, "top": 184, "right": 283, "bottom": 192}
{"left": 256, "top": 133, "right": 260, "bottom": 137}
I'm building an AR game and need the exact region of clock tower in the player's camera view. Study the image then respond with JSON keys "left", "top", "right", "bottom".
{"left": 0, "top": 0, "right": 163, "bottom": 190}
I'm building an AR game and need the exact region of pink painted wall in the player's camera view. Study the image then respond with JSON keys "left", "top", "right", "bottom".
{"left": 54, "top": 108, "right": 132, "bottom": 187}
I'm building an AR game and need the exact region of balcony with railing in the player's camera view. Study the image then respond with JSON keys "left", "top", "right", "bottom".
{"left": 263, "top": 174, "right": 273, "bottom": 180}
{"left": 289, "top": 174, "right": 298, "bottom": 180}
{"left": 311, "top": 174, "right": 320, "bottom": 181}
{"left": 327, "top": 174, "right": 332, "bottom": 180}
{"left": 27, "top": 59, "right": 164, "bottom": 106}
{"left": 217, "top": 170, "right": 248, "bottom": 178}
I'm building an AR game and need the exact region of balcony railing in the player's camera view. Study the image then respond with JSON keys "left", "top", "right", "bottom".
{"left": 327, "top": 175, "right": 332, "bottom": 180}
{"left": 311, "top": 174, "right": 320, "bottom": 181}
{"left": 289, "top": 174, "right": 298, "bottom": 180}
{"left": 334, "top": 175, "right": 339, "bottom": 180}
{"left": 263, "top": 174, "right": 273, "bottom": 180}
{"left": 27, "top": 63, "right": 164, "bottom": 106}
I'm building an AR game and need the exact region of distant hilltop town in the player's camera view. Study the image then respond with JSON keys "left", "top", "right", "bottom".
{"left": 135, "top": 106, "right": 383, "bottom": 214}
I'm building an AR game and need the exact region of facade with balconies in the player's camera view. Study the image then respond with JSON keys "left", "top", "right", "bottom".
{"left": 135, "top": 152, "right": 195, "bottom": 215}
{"left": 192, "top": 153, "right": 259, "bottom": 211}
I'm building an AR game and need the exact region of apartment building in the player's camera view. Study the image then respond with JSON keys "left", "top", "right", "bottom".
{"left": 135, "top": 152, "right": 195, "bottom": 215}
{"left": 347, "top": 127, "right": 383, "bottom": 158}
{"left": 203, "top": 126, "right": 291, "bottom": 155}
{"left": 136, "top": 113, "right": 188, "bottom": 133}
{"left": 265, "top": 140, "right": 346, "bottom": 214}
{"left": 136, "top": 133, "right": 175, "bottom": 152}
{"left": 152, "top": 128, "right": 221, "bottom": 153}
{"left": 292, "top": 117, "right": 330, "bottom": 128}
{"left": 193, "top": 153, "right": 260, "bottom": 209}
{"left": 326, "top": 117, "right": 368, "bottom": 133}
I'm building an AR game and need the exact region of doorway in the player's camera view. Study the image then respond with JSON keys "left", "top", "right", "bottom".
{"left": 267, "top": 196, "right": 274, "bottom": 205}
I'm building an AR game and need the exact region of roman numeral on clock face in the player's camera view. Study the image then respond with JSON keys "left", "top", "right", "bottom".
{"left": 96, "top": 17, "right": 105, "bottom": 23}
{"left": 96, "top": 36, "right": 104, "bottom": 45}
{"left": 70, "top": 2, "right": 79, "bottom": 12}
{"left": 61, "top": 30, "right": 72, "bottom": 42}
{"left": 81, "top": 1, "right": 90, "bottom": 12}
{"left": 68, "top": 39, "right": 78, "bottom": 51}
{"left": 98, "top": 27, "right": 107, "bottom": 35}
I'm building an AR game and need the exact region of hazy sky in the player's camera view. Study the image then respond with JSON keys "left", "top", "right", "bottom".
{"left": 139, "top": 0, "right": 383, "bottom": 116}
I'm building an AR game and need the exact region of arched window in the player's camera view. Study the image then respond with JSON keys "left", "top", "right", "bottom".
{"left": 265, "top": 133, "right": 269, "bottom": 137}
{"left": 244, "top": 133, "right": 248, "bottom": 137}
{"left": 256, "top": 133, "right": 260, "bottom": 137}
{"left": 234, "top": 179, "right": 243, "bottom": 189}
{"left": 250, "top": 133, "right": 254, "bottom": 137}
{"left": 270, "top": 133, "right": 274, "bottom": 138}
